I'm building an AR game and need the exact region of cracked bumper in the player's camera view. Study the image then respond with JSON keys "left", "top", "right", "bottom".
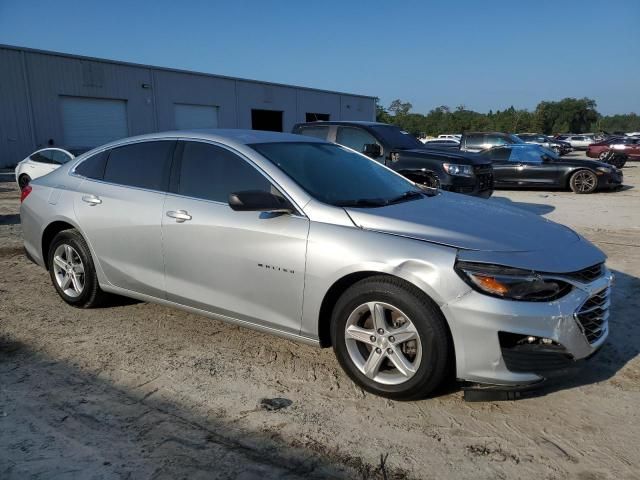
{"left": 441, "top": 269, "right": 613, "bottom": 386}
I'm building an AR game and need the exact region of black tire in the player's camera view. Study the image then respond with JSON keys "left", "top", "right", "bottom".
{"left": 18, "top": 174, "right": 31, "bottom": 190}
{"left": 569, "top": 169, "right": 598, "bottom": 194}
{"left": 330, "top": 275, "right": 451, "bottom": 400}
{"left": 610, "top": 156, "right": 627, "bottom": 169}
{"left": 47, "top": 229, "right": 108, "bottom": 308}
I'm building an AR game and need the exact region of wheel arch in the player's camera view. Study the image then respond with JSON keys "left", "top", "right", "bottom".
{"left": 41, "top": 219, "right": 81, "bottom": 270}
{"left": 316, "top": 270, "right": 454, "bottom": 353}
{"left": 565, "top": 167, "right": 596, "bottom": 189}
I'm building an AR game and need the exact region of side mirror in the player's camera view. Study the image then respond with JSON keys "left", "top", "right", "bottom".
{"left": 362, "top": 143, "right": 382, "bottom": 158}
{"left": 228, "top": 190, "right": 294, "bottom": 213}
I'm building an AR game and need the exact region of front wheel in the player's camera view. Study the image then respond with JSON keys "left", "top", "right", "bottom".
{"left": 569, "top": 169, "right": 598, "bottom": 194}
{"left": 330, "top": 276, "right": 451, "bottom": 400}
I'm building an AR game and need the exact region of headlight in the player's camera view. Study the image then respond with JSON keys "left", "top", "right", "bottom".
{"left": 443, "top": 163, "right": 474, "bottom": 177}
{"left": 455, "top": 261, "right": 572, "bottom": 301}
{"left": 597, "top": 166, "right": 612, "bottom": 173}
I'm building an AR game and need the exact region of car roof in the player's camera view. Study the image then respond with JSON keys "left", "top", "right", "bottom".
{"left": 463, "top": 132, "right": 513, "bottom": 136}
{"left": 95, "top": 129, "right": 326, "bottom": 151}
{"left": 294, "top": 121, "right": 389, "bottom": 127}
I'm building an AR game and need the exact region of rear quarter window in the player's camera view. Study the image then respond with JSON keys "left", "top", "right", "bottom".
{"left": 464, "top": 134, "right": 485, "bottom": 148}
{"left": 75, "top": 151, "right": 108, "bottom": 180}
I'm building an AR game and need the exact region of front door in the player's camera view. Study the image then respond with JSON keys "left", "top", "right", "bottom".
{"left": 508, "top": 147, "right": 561, "bottom": 186}
{"left": 161, "top": 140, "right": 309, "bottom": 335}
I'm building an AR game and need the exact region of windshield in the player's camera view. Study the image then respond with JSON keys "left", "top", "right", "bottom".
{"left": 368, "top": 125, "right": 424, "bottom": 150}
{"left": 251, "top": 142, "right": 423, "bottom": 207}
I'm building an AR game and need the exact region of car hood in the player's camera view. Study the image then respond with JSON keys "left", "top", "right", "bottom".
{"left": 553, "top": 158, "right": 613, "bottom": 169}
{"left": 345, "top": 193, "right": 605, "bottom": 272}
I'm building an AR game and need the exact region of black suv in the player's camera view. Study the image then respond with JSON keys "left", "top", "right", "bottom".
{"left": 292, "top": 121, "right": 493, "bottom": 198}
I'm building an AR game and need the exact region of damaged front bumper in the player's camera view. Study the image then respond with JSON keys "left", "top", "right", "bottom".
{"left": 441, "top": 267, "right": 612, "bottom": 387}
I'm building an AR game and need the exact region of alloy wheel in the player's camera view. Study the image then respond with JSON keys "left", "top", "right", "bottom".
{"left": 53, "top": 244, "right": 85, "bottom": 298}
{"left": 344, "top": 302, "right": 422, "bottom": 385}
{"left": 573, "top": 171, "right": 596, "bottom": 193}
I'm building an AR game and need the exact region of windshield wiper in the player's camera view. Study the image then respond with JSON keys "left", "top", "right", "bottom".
{"left": 385, "top": 190, "right": 425, "bottom": 205}
{"left": 335, "top": 198, "right": 388, "bottom": 207}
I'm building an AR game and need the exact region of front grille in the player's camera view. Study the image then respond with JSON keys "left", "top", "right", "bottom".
{"left": 565, "top": 263, "right": 604, "bottom": 283}
{"left": 476, "top": 173, "right": 494, "bottom": 190}
{"left": 575, "top": 287, "right": 610, "bottom": 344}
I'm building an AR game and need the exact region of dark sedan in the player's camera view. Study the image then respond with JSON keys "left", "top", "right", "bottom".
{"left": 479, "top": 144, "right": 622, "bottom": 194}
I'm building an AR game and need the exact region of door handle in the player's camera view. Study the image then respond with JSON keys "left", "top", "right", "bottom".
{"left": 82, "top": 194, "right": 102, "bottom": 205}
{"left": 166, "top": 210, "right": 192, "bottom": 223}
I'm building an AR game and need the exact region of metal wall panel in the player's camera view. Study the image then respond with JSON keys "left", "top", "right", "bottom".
{"left": 153, "top": 70, "right": 236, "bottom": 130}
{"left": 340, "top": 94, "right": 376, "bottom": 121}
{"left": 0, "top": 45, "right": 377, "bottom": 168}
{"left": 296, "top": 90, "right": 341, "bottom": 124}
{"left": 0, "top": 49, "right": 34, "bottom": 167}
{"left": 235, "top": 81, "right": 297, "bottom": 131}
{"left": 24, "top": 51, "right": 155, "bottom": 149}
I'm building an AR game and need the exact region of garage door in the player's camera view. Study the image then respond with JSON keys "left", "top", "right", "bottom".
{"left": 60, "top": 97, "right": 128, "bottom": 147}
{"left": 174, "top": 104, "right": 219, "bottom": 130}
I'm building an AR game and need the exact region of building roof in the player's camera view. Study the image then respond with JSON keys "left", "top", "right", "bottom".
{"left": 0, "top": 43, "right": 376, "bottom": 100}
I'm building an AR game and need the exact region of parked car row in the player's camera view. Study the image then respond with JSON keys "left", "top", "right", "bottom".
{"left": 20, "top": 128, "right": 612, "bottom": 400}
{"left": 16, "top": 124, "right": 624, "bottom": 196}
{"left": 516, "top": 133, "right": 572, "bottom": 155}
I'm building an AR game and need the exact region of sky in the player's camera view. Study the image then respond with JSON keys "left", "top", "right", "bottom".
{"left": 0, "top": 0, "right": 638, "bottom": 115}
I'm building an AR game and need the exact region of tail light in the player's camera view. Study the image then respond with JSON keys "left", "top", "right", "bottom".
{"left": 20, "top": 185, "right": 32, "bottom": 203}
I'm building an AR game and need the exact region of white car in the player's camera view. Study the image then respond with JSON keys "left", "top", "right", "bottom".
{"left": 15, "top": 147, "right": 89, "bottom": 189}
{"left": 438, "top": 134, "right": 462, "bottom": 140}
{"left": 557, "top": 135, "right": 594, "bottom": 150}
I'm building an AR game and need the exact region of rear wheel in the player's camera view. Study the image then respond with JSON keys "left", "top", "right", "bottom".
{"left": 18, "top": 174, "right": 31, "bottom": 190}
{"left": 330, "top": 276, "right": 451, "bottom": 400}
{"left": 48, "top": 229, "right": 108, "bottom": 308}
{"left": 569, "top": 169, "right": 598, "bottom": 194}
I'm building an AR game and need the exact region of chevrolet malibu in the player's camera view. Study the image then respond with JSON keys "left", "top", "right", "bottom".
{"left": 20, "top": 130, "right": 611, "bottom": 400}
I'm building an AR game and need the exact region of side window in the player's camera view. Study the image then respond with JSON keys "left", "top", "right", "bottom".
{"left": 51, "top": 150, "right": 73, "bottom": 164}
{"left": 489, "top": 136, "right": 508, "bottom": 146}
{"left": 103, "top": 141, "right": 175, "bottom": 191}
{"left": 30, "top": 150, "right": 56, "bottom": 164}
{"left": 464, "top": 134, "right": 484, "bottom": 149}
{"left": 178, "top": 141, "right": 272, "bottom": 203}
{"left": 75, "top": 151, "right": 108, "bottom": 180}
{"left": 336, "top": 127, "right": 379, "bottom": 155}
{"left": 510, "top": 148, "right": 542, "bottom": 163}
{"left": 487, "top": 147, "right": 511, "bottom": 162}
{"left": 297, "top": 126, "right": 330, "bottom": 140}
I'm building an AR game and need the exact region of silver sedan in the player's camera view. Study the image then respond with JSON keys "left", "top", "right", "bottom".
{"left": 20, "top": 130, "right": 611, "bottom": 399}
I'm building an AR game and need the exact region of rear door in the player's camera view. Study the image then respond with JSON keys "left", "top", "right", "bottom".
{"left": 74, "top": 140, "right": 175, "bottom": 298}
{"left": 161, "top": 140, "right": 309, "bottom": 334}
{"left": 28, "top": 149, "right": 60, "bottom": 178}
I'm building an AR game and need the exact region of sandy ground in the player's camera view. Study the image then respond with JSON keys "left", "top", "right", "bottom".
{"left": 1, "top": 156, "right": 639, "bottom": 479}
